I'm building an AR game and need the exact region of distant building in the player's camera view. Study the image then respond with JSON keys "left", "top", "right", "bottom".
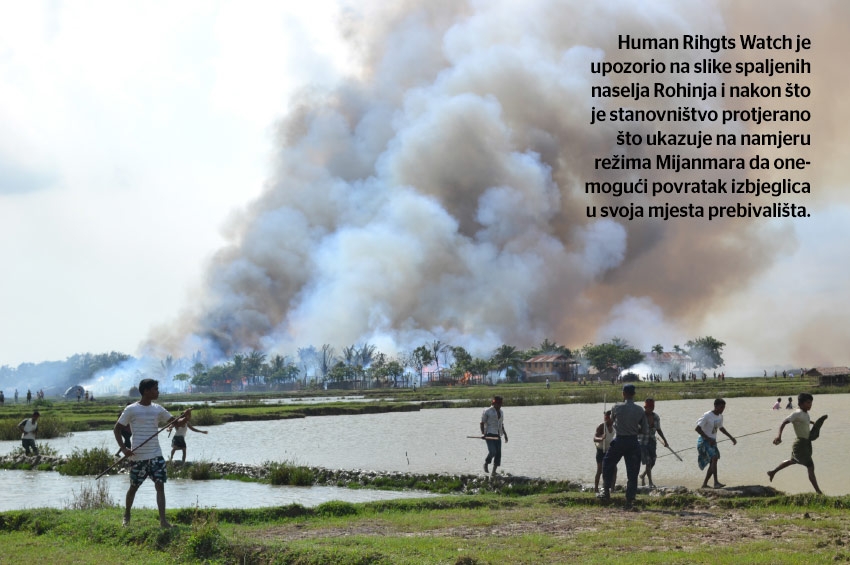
{"left": 805, "top": 367, "right": 850, "bottom": 386}
{"left": 64, "top": 385, "right": 85, "bottom": 399}
{"left": 643, "top": 351, "right": 694, "bottom": 375}
{"left": 522, "top": 354, "right": 579, "bottom": 382}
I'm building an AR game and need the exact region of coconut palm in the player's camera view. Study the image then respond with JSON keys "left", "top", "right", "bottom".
{"left": 490, "top": 344, "right": 523, "bottom": 375}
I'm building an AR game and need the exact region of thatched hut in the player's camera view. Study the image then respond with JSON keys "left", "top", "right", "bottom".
{"left": 805, "top": 367, "right": 850, "bottom": 386}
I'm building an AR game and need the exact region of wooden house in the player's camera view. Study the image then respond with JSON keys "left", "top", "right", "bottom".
{"left": 522, "top": 354, "right": 579, "bottom": 382}
{"left": 805, "top": 367, "right": 850, "bottom": 386}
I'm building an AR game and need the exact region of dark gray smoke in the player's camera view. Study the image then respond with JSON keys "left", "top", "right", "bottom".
{"left": 146, "top": 0, "right": 847, "bottom": 369}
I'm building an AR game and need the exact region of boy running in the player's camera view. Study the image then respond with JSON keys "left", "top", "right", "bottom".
{"left": 767, "top": 392, "right": 828, "bottom": 494}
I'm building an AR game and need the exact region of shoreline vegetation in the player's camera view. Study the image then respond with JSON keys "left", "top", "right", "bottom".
{"left": 2, "top": 377, "right": 849, "bottom": 563}
{"left": 1, "top": 374, "right": 843, "bottom": 436}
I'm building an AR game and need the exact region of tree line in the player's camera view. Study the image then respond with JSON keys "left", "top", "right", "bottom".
{"left": 0, "top": 336, "right": 725, "bottom": 392}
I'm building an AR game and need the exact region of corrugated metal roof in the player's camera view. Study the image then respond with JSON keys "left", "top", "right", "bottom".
{"left": 525, "top": 354, "right": 577, "bottom": 363}
{"left": 643, "top": 352, "right": 692, "bottom": 361}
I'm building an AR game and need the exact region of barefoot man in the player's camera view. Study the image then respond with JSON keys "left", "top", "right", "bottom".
{"left": 114, "top": 378, "right": 190, "bottom": 528}
{"left": 767, "top": 392, "right": 828, "bottom": 494}
{"left": 638, "top": 398, "right": 670, "bottom": 488}
{"left": 695, "top": 398, "right": 736, "bottom": 489}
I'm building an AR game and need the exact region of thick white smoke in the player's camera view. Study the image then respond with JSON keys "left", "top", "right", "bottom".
{"left": 146, "top": 0, "right": 847, "bottom": 369}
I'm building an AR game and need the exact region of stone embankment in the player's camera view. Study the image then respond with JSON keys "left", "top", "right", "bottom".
{"left": 0, "top": 454, "right": 778, "bottom": 497}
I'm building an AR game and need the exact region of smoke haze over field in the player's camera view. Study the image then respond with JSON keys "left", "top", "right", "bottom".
{"left": 146, "top": 0, "right": 849, "bottom": 370}
{"left": 1, "top": 1, "right": 847, "bottom": 375}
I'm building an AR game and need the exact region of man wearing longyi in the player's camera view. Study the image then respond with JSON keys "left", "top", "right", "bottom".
{"left": 114, "top": 378, "right": 190, "bottom": 528}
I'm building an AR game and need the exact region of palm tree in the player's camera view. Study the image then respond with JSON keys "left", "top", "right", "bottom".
{"left": 232, "top": 353, "right": 245, "bottom": 385}
{"left": 411, "top": 346, "right": 434, "bottom": 387}
{"left": 160, "top": 355, "right": 176, "bottom": 381}
{"left": 318, "top": 344, "right": 336, "bottom": 381}
{"left": 270, "top": 354, "right": 286, "bottom": 373}
{"left": 431, "top": 340, "right": 450, "bottom": 374}
{"left": 652, "top": 344, "right": 664, "bottom": 355}
{"left": 245, "top": 350, "right": 267, "bottom": 384}
{"left": 356, "top": 343, "right": 377, "bottom": 367}
{"left": 490, "top": 344, "right": 523, "bottom": 376}
{"left": 342, "top": 345, "right": 358, "bottom": 367}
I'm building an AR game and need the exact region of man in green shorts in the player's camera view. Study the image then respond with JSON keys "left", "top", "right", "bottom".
{"left": 767, "top": 392, "right": 827, "bottom": 494}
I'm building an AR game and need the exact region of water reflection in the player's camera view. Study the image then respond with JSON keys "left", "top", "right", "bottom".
{"left": 0, "top": 470, "right": 436, "bottom": 512}
{"left": 169, "top": 395, "right": 390, "bottom": 406}
{"left": 1, "top": 393, "right": 847, "bottom": 501}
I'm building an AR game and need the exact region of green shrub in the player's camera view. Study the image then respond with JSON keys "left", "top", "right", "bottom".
{"left": 315, "top": 500, "right": 358, "bottom": 517}
{"left": 188, "top": 461, "right": 218, "bottom": 481}
{"left": 267, "top": 461, "right": 315, "bottom": 486}
{"left": 0, "top": 419, "right": 22, "bottom": 441}
{"left": 59, "top": 447, "right": 113, "bottom": 476}
{"left": 190, "top": 406, "right": 220, "bottom": 426}
{"left": 32, "top": 398, "right": 54, "bottom": 409}
{"left": 63, "top": 480, "right": 117, "bottom": 510}
{"left": 183, "top": 506, "right": 227, "bottom": 561}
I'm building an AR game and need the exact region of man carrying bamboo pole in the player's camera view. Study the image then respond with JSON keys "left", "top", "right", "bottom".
{"left": 695, "top": 398, "right": 736, "bottom": 489}
{"left": 113, "top": 378, "right": 190, "bottom": 528}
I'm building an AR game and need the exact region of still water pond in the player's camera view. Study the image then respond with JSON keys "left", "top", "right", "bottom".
{"left": 1, "top": 393, "right": 847, "bottom": 510}
{"left": 0, "top": 470, "right": 435, "bottom": 512}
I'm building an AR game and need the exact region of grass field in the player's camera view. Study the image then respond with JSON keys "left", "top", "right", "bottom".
{"left": 1, "top": 491, "right": 848, "bottom": 564}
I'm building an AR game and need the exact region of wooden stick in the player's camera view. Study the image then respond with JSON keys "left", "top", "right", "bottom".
{"left": 657, "top": 428, "right": 772, "bottom": 459}
{"left": 96, "top": 409, "right": 191, "bottom": 479}
{"left": 665, "top": 443, "right": 684, "bottom": 462}
{"left": 467, "top": 435, "right": 500, "bottom": 440}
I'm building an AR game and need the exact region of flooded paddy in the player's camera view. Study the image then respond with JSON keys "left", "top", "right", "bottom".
{"left": 1, "top": 393, "right": 846, "bottom": 511}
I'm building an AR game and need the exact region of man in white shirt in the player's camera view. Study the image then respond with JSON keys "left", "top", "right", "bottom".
{"left": 480, "top": 396, "right": 509, "bottom": 477}
{"left": 695, "top": 398, "right": 737, "bottom": 489}
{"left": 114, "top": 379, "right": 190, "bottom": 528}
{"left": 17, "top": 411, "right": 40, "bottom": 456}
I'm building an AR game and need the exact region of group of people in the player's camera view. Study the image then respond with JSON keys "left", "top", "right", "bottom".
{"left": 772, "top": 397, "right": 794, "bottom": 410}
{"left": 479, "top": 384, "right": 829, "bottom": 510}
{"left": 13, "top": 378, "right": 207, "bottom": 529}
{"left": 14, "top": 377, "right": 831, "bottom": 527}
{"left": 593, "top": 386, "right": 828, "bottom": 506}
{"left": 0, "top": 388, "right": 41, "bottom": 405}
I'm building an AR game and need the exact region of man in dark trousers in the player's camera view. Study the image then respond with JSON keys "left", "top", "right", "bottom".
{"left": 599, "top": 383, "right": 647, "bottom": 509}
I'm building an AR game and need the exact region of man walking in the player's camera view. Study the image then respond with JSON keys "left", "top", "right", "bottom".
{"left": 599, "top": 384, "right": 647, "bottom": 509}
{"left": 638, "top": 398, "right": 670, "bottom": 488}
{"left": 480, "top": 395, "right": 508, "bottom": 477}
{"left": 18, "top": 411, "right": 40, "bottom": 456}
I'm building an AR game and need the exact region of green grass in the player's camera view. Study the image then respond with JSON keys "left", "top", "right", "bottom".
{"left": 4, "top": 493, "right": 848, "bottom": 564}
{"left": 267, "top": 460, "right": 315, "bottom": 486}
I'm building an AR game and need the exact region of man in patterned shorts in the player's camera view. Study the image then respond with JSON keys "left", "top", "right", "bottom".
{"left": 114, "top": 378, "right": 190, "bottom": 528}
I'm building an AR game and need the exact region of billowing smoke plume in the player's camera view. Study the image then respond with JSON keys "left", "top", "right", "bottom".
{"left": 147, "top": 0, "right": 847, "bottom": 368}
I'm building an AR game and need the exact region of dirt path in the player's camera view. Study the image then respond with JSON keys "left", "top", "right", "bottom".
{"left": 250, "top": 503, "right": 833, "bottom": 547}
